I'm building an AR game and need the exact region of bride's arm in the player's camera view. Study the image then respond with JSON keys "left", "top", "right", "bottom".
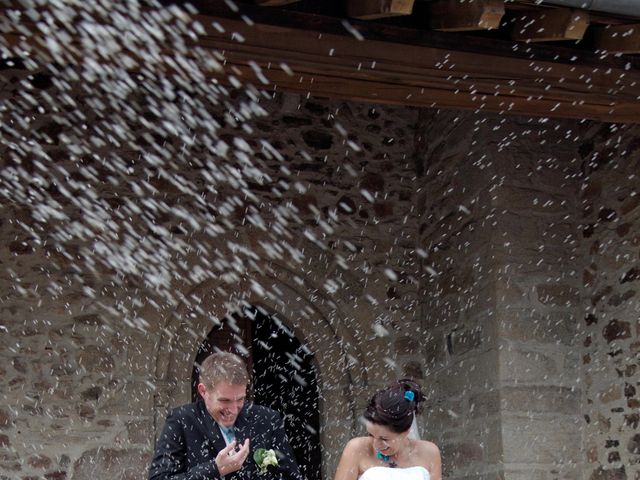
{"left": 426, "top": 442, "right": 442, "bottom": 480}
{"left": 333, "top": 438, "right": 363, "bottom": 480}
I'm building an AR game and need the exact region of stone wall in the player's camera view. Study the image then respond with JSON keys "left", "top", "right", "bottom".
{"left": 578, "top": 123, "right": 640, "bottom": 480}
{"left": 0, "top": 52, "right": 423, "bottom": 478}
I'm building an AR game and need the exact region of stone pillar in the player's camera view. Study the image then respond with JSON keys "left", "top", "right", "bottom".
{"left": 417, "top": 109, "right": 503, "bottom": 480}
{"left": 491, "top": 126, "right": 583, "bottom": 480}
{"left": 417, "top": 110, "right": 584, "bottom": 480}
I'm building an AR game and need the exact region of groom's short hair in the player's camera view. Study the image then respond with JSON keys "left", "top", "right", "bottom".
{"left": 199, "top": 352, "right": 249, "bottom": 389}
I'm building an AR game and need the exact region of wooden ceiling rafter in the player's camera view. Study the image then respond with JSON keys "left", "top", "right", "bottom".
{"left": 347, "top": 0, "right": 416, "bottom": 20}
{"left": 254, "top": 0, "right": 640, "bottom": 55}
{"left": 429, "top": 0, "right": 505, "bottom": 32}
{"left": 1, "top": 1, "right": 639, "bottom": 122}
{"left": 593, "top": 24, "right": 640, "bottom": 54}
{"left": 184, "top": 7, "right": 640, "bottom": 123}
{"left": 511, "top": 7, "right": 590, "bottom": 42}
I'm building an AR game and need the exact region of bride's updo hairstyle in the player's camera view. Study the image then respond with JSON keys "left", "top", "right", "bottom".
{"left": 363, "top": 378, "right": 425, "bottom": 433}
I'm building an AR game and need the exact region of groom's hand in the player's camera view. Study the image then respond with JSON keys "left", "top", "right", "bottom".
{"left": 215, "top": 439, "right": 250, "bottom": 476}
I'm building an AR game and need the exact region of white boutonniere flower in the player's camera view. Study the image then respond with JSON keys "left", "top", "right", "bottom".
{"left": 253, "top": 448, "right": 279, "bottom": 474}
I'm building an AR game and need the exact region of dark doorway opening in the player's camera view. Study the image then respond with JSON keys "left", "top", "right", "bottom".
{"left": 192, "top": 306, "right": 322, "bottom": 480}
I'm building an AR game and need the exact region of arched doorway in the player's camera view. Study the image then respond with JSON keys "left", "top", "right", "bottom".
{"left": 192, "top": 306, "right": 322, "bottom": 480}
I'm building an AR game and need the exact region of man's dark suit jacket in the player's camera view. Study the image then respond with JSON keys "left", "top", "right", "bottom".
{"left": 149, "top": 398, "right": 304, "bottom": 480}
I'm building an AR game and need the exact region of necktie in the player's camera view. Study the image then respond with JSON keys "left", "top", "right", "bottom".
{"left": 221, "top": 426, "right": 235, "bottom": 443}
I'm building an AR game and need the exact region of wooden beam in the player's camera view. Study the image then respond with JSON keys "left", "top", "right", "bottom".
{"left": 3, "top": 3, "right": 640, "bottom": 123}
{"left": 347, "top": 0, "right": 415, "bottom": 20}
{"left": 184, "top": 14, "right": 640, "bottom": 123}
{"left": 593, "top": 24, "right": 640, "bottom": 54}
{"left": 512, "top": 8, "right": 590, "bottom": 42}
{"left": 429, "top": 0, "right": 505, "bottom": 32}
{"left": 254, "top": 0, "right": 301, "bottom": 6}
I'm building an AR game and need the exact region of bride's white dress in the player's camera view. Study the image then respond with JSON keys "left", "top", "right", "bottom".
{"left": 359, "top": 466, "right": 431, "bottom": 480}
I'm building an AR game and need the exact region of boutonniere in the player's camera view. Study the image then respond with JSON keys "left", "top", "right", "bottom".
{"left": 253, "top": 448, "right": 279, "bottom": 474}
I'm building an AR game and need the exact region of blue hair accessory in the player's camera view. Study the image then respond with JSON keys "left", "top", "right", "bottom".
{"left": 404, "top": 391, "right": 415, "bottom": 401}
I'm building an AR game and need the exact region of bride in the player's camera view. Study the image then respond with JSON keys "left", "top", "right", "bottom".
{"left": 333, "top": 379, "right": 441, "bottom": 480}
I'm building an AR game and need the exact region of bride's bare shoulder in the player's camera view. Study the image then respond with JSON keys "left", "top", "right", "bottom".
{"left": 341, "top": 436, "right": 373, "bottom": 460}
{"left": 416, "top": 439, "right": 440, "bottom": 456}
{"left": 344, "top": 436, "right": 372, "bottom": 453}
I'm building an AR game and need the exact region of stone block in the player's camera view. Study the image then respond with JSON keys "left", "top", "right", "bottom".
{"left": 502, "top": 415, "right": 581, "bottom": 464}
{"left": 373, "top": 201, "right": 393, "bottom": 219}
{"left": 80, "top": 386, "right": 102, "bottom": 402}
{"left": 441, "top": 439, "right": 484, "bottom": 469}
{"left": 319, "top": 417, "right": 356, "bottom": 478}
{"left": 607, "top": 290, "right": 636, "bottom": 307}
{"left": 602, "top": 320, "right": 631, "bottom": 343}
{"left": 401, "top": 360, "right": 423, "bottom": 379}
{"left": 357, "top": 352, "right": 397, "bottom": 387}
{"left": 321, "top": 388, "right": 355, "bottom": 422}
{"left": 494, "top": 185, "right": 569, "bottom": 214}
{"left": 621, "top": 195, "right": 640, "bottom": 215}
{"left": 423, "top": 278, "right": 496, "bottom": 327}
{"left": 99, "top": 380, "right": 155, "bottom": 416}
{"left": 422, "top": 399, "right": 466, "bottom": 434}
{"left": 495, "top": 280, "right": 531, "bottom": 308}
{"left": 589, "top": 466, "right": 628, "bottom": 480}
{"left": 501, "top": 385, "right": 580, "bottom": 414}
{"left": 625, "top": 413, "right": 639, "bottom": 429}
{"left": 550, "top": 466, "right": 581, "bottom": 480}
{"left": 499, "top": 348, "right": 563, "bottom": 384}
{"left": 447, "top": 325, "right": 484, "bottom": 357}
{"left": 502, "top": 469, "right": 549, "bottom": 480}
{"left": 121, "top": 333, "right": 157, "bottom": 376}
{"left": 0, "top": 408, "right": 13, "bottom": 429}
{"left": 27, "top": 454, "right": 52, "bottom": 469}
{"left": 72, "top": 314, "right": 103, "bottom": 328}
{"left": 628, "top": 434, "right": 640, "bottom": 454}
{"left": 468, "top": 390, "right": 500, "bottom": 418}
{"left": 394, "top": 335, "right": 421, "bottom": 355}
{"left": 497, "top": 310, "right": 578, "bottom": 346}
{"left": 536, "top": 284, "right": 581, "bottom": 307}
{"left": 50, "top": 377, "right": 83, "bottom": 404}
{"left": 76, "top": 345, "right": 115, "bottom": 374}
{"left": 433, "top": 351, "right": 499, "bottom": 401}
{"left": 71, "top": 448, "right": 150, "bottom": 480}
{"left": 587, "top": 445, "right": 598, "bottom": 462}
{"left": 125, "top": 418, "right": 154, "bottom": 445}
{"left": 320, "top": 416, "right": 356, "bottom": 441}
{"left": 599, "top": 384, "right": 622, "bottom": 404}
{"left": 501, "top": 249, "right": 576, "bottom": 276}
{"left": 424, "top": 336, "right": 447, "bottom": 368}
{"left": 484, "top": 418, "right": 503, "bottom": 464}
{"left": 44, "top": 472, "right": 67, "bottom": 480}
{"left": 301, "top": 129, "right": 333, "bottom": 150}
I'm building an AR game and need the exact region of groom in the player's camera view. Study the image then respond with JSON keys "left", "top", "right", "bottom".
{"left": 149, "top": 351, "right": 304, "bottom": 480}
